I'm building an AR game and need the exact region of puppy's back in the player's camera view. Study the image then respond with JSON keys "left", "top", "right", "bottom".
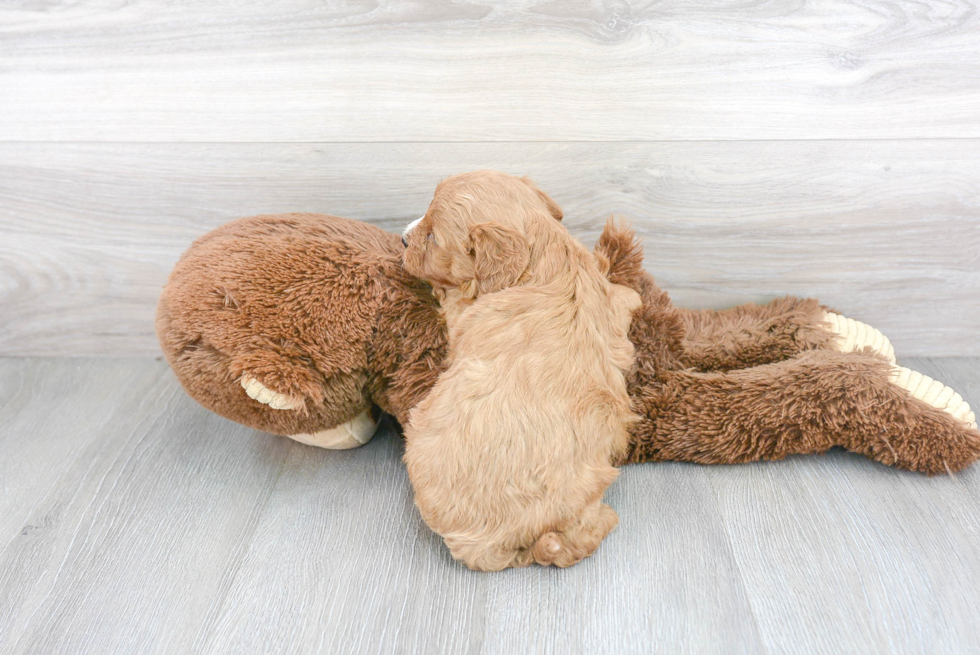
{"left": 406, "top": 282, "right": 636, "bottom": 562}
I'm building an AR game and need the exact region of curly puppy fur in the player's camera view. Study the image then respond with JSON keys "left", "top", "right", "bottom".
{"left": 401, "top": 171, "right": 641, "bottom": 571}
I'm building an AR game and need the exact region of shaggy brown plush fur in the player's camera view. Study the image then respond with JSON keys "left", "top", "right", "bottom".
{"left": 157, "top": 213, "right": 448, "bottom": 435}
{"left": 677, "top": 297, "right": 838, "bottom": 371}
{"left": 594, "top": 225, "right": 980, "bottom": 474}
{"left": 158, "top": 212, "right": 980, "bottom": 476}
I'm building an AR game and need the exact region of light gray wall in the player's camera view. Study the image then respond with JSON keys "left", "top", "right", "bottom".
{"left": 2, "top": 1, "right": 978, "bottom": 356}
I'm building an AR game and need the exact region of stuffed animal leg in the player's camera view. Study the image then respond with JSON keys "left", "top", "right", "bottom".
{"left": 594, "top": 223, "right": 896, "bottom": 373}
{"left": 597, "top": 219, "right": 978, "bottom": 474}
{"left": 676, "top": 299, "right": 895, "bottom": 371}
{"left": 623, "top": 350, "right": 979, "bottom": 475}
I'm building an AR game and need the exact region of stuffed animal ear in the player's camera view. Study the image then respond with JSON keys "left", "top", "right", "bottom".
{"left": 594, "top": 217, "right": 644, "bottom": 291}
{"left": 467, "top": 222, "right": 530, "bottom": 295}
{"left": 521, "top": 176, "right": 563, "bottom": 221}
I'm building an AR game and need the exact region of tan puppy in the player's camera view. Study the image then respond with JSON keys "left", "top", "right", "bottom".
{"left": 401, "top": 171, "right": 641, "bottom": 571}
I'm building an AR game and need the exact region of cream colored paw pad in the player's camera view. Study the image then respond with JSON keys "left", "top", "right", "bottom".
{"left": 824, "top": 312, "right": 896, "bottom": 364}
{"left": 890, "top": 366, "right": 977, "bottom": 430}
{"left": 287, "top": 410, "right": 378, "bottom": 450}
{"left": 241, "top": 376, "right": 301, "bottom": 411}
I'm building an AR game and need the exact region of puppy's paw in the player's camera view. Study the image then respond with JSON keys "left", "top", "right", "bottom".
{"left": 823, "top": 312, "right": 896, "bottom": 364}
{"left": 240, "top": 376, "right": 302, "bottom": 411}
{"left": 286, "top": 410, "right": 378, "bottom": 450}
{"left": 890, "top": 366, "right": 977, "bottom": 430}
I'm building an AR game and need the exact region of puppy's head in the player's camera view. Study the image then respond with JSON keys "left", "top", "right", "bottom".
{"left": 402, "top": 171, "right": 562, "bottom": 298}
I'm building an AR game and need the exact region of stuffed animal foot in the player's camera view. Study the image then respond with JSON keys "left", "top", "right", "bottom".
{"left": 890, "top": 366, "right": 977, "bottom": 430}
{"left": 286, "top": 411, "right": 378, "bottom": 449}
{"left": 241, "top": 377, "right": 378, "bottom": 449}
{"left": 824, "top": 312, "right": 896, "bottom": 364}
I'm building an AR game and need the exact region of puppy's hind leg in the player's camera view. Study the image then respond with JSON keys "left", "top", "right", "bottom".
{"left": 532, "top": 503, "right": 619, "bottom": 568}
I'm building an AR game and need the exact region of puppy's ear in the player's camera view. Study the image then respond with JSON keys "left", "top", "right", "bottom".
{"left": 521, "top": 177, "right": 563, "bottom": 221}
{"left": 467, "top": 222, "right": 530, "bottom": 295}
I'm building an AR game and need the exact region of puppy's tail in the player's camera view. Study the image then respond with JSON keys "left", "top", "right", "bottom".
{"left": 532, "top": 531, "right": 598, "bottom": 568}
{"left": 531, "top": 532, "right": 567, "bottom": 567}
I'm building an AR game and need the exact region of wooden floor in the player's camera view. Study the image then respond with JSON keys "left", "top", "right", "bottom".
{"left": 2, "top": 356, "right": 980, "bottom": 654}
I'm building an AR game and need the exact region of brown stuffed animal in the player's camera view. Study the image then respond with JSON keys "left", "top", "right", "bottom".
{"left": 157, "top": 200, "right": 980, "bottom": 475}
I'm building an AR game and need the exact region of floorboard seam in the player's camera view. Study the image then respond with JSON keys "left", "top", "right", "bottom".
{"left": 701, "top": 468, "right": 770, "bottom": 655}
{"left": 192, "top": 439, "right": 293, "bottom": 653}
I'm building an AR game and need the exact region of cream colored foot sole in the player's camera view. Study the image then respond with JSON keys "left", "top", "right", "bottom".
{"left": 824, "top": 312, "right": 896, "bottom": 364}
{"left": 890, "top": 366, "right": 977, "bottom": 430}
{"left": 287, "top": 411, "right": 378, "bottom": 450}
{"left": 241, "top": 376, "right": 302, "bottom": 411}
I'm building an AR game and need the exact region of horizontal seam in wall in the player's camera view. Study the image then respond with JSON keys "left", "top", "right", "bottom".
{"left": 1, "top": 137, "right": 980, "bottom": 146}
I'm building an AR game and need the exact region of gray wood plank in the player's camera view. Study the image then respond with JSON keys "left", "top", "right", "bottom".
{"left": 0, "top": 359, "right": 293, "bottom": 654}
{"left": 476, "top": 464, "right": 765, "bottom": 655}
{"left": 706, "top": 357, "right": 980, "bottom": 655}
{"left": 2, "top": 1, "right": 979, "bottom": 141}
{"left": 202, "top": 450, "right": 763, "bottom": 655}
{"left": 198, "top": 425, "right": 492, "bottom": 655}
{"left": 3, "top": 358, "right": 980, "bottom": 653}
{"left": 2, "top": 141, "right": 978, "bottom": 356}
{"left": 0, "top": 359, "right": 157, "bottom": 560}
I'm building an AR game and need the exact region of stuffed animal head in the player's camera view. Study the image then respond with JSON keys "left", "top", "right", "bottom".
{"left": 401, "top": 170, "right": 564, "bottom": 298}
